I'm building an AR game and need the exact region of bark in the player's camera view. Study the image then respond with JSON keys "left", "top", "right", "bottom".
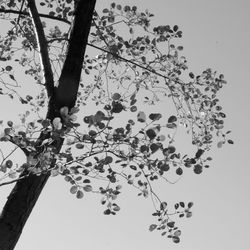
{"left": 0, "top": 1, "right": 96, "bottom": 249}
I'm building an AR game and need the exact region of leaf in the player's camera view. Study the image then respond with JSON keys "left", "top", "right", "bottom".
{"left": 179, "top": 202, "right": 185, "bottom": 208}
{"left": 149, "top": 224, "right": 157, "bottom": 232}
{"left": 49, "top": 11, "right": 55, "bottom": 16}
{"left": 172, "top": 236, "right": 180, "bottom": 243}
{"left": 4, "top": 128, "right": 12, "bottom": 135}
{"left": 70, "top": 185, "right": 78, "bottom": 194}
{"left": 104, "top": 209, "right": 111, "bottom": 215}
{"left": 187, "top": 202, "right": 194, "bottom": 209}
{"left": 104, "top": 156, "right": 113, "bottom": 164}
{"left": 150, "top": 143, "right": 161, "bottom": 153}
{"left": 189, "top": 72, "right": 194, "bottom": 79}
{"left": 149, "top": 113, "right": 162, "bottom": 121}
{"left": 158, "top": 134, "right": 166, "bottom": 141}
{"left": 195, "top": 149, "right": 204, "bottom": 158}
{"left": 7, "top": 121, "right": 13, "bottom": 127}
{"left": 124, "top": 5, "right": 131, "bottom": 12}
{"left": 112, "top": 93, "right": 121, "bottom": 100}
{"left": 140, "top": 145, "right": 149, "bottom": 153}
{"left": 166, "top": 123, "right": 177, "bottom": 129}
{"left": 56, "top": 7, "right": 61, "bottom": 13}
{"left": 137, "top": 111, "right": 146, "bottom": 122}
{"left": 52, "top": 117, "right": 62, "bottom": 130}
{"left": 130, "top": 106, "right": 137, "bottom": 112}
{"left": 60, "top": 106, "right": 69, "bottom": 116}
{"left": 9, "top": 74, "right": 15, "bottom": 81}
{"left": 5, "top": 160, "right": 13, "bottom": 168}
{"left": 76, "top": 190, "right": 84, "bottom": 199}
{"left": 94, "top": 111, "right": 105, "bottom": 122}
{"left": 168, "top": 115, "right": 177, "bottom": 123}
{"left": 160, "top": 202, "right": 168, "bottom": 210}
{"left": 146, "top": 129, "right": 157, "bottom": 140}
{"left": 111, "top": 101, "right": 123, "bottom": 113}
{"left": 217, "top": 141, "right": 224, "bottom": 148}
{"left": 163, "top": 146, "right": 176, "bottom": 155}
{"left": 75, "top": 143, "right": 84, "bottom": 149}
{"left": 5, "top": 65, "right": 12, "bottom": 71}
{"left": 193, "top": 164, "right": 202, "bottom": 174}
{"left": 83, "top": 185, "right": 92, "bottom": 192}
{"left": 103, "top": 8, "right": 109, "bottom": 13}
{"left": 130, "top": 165, "right": 137, "bottom": 170}
{"left": 132, "top": 6, "right": 137, "bottom": 12}
{"left": 160, "top": 164, "right": 170, "bottom": 172}
{"left": 0, "top": 165, "right": 7, "bottom": 173}
{"left": 174, "top": 230, "right": 181, "bottom": 237}
{"left": 173, "top": 25, "right": 179, "bottom": 32}
{"left": 51, "top": 169, "right": 59, "bottom": 177}
{"left": 167, "top": 221, "right": 175, "bottom": 228}
{"left": 176, "top": 167, "right": 183, "bottom": 175}
{"left": 113, "top": 205, "right": 120, "bottom": 212}
{"left": 83, "top": 179, "right": 90, "bottom": 183}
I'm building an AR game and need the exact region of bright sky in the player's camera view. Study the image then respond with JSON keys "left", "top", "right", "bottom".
{"left": 0, "top": 1, "right": 250, "bottom": 250}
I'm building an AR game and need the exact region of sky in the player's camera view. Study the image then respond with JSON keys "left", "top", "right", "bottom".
{"left": 0, "top": 0, "right": 250, "bottom": 250}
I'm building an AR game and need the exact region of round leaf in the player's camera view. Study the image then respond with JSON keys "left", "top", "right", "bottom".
{"left": 137, "top": 111, "right": 146, "bottom": 122}
{"left": 112, "top": 93, "right": 121, "bottom": 100}
{"left": 149, "top": 113, "right": 162, "bottom": 121}
{"left": 149, "top": 224, "right": 157, "bottom": 232}
{"left": 5, "top": 65, "right": 12, "bottom": 71}
{"left": 83, "top": 185, "right": 93, "bottom": 192}
{"left": 193, "top": 164, "right": 202, "bottom": 174}
{"left": 76, "top": 190, "right": 84, "bottom": 199}
{"left": 168, "top": 115, "right": 177, "bottom": 123}
{"left": 5, "top": 160, "right": 13, "bottom": 168}
{"left": 172, "top": 236, "right": 180, "bottom": 243}
{"left": 146, "top": 129, "right": 157, "bottom": 140}
{"left": 75, "top": 143, "right": 84, "bottom": 149}
{"left": 70, "top": 185, "right": 78, "bottom": 194}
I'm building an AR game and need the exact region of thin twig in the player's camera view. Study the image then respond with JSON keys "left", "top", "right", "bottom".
{"left": 0, "top": 9, "right": 71, "bottom": 25}
{"left": 88, "top": 43, "right": 172, "bottom": 82}
{"left": 17, "top": 0, "right": 25, "bottom": 25}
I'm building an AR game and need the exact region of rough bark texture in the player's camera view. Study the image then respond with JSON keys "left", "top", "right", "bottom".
{"left": 0, "top": 1, "right": 96, "bottom": 249}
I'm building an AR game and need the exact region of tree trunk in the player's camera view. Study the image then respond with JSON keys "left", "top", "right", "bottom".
{"left": 0, "top": 1, "right": 96, "bottom": 249}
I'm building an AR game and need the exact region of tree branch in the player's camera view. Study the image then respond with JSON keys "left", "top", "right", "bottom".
{"left": 27, "top": 0, "right": 54, "bottom": 98}
{"left": 0, "top": 8, "right": 71, "bottom": 25}
{"left": 0, "top": 7, "right": 172, "bottom": 83}
{"left": 16, "top": 0, "right": 25, "bottom": 25}
{"left": 0, "top": 175, "right": 27, "bottom": 187}
{"left": 55, "top": 0, "right": 96, "bottom": 111}
{"left": 0, "top": 1, "right": 96, "bottom": 249}
{"left": 88, "top": 43, "right": 171, "bottom": 81}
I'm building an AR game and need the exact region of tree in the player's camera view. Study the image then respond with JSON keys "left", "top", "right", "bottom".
{"left": 0, "top": 1, "right": 232, "bottom": 249}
